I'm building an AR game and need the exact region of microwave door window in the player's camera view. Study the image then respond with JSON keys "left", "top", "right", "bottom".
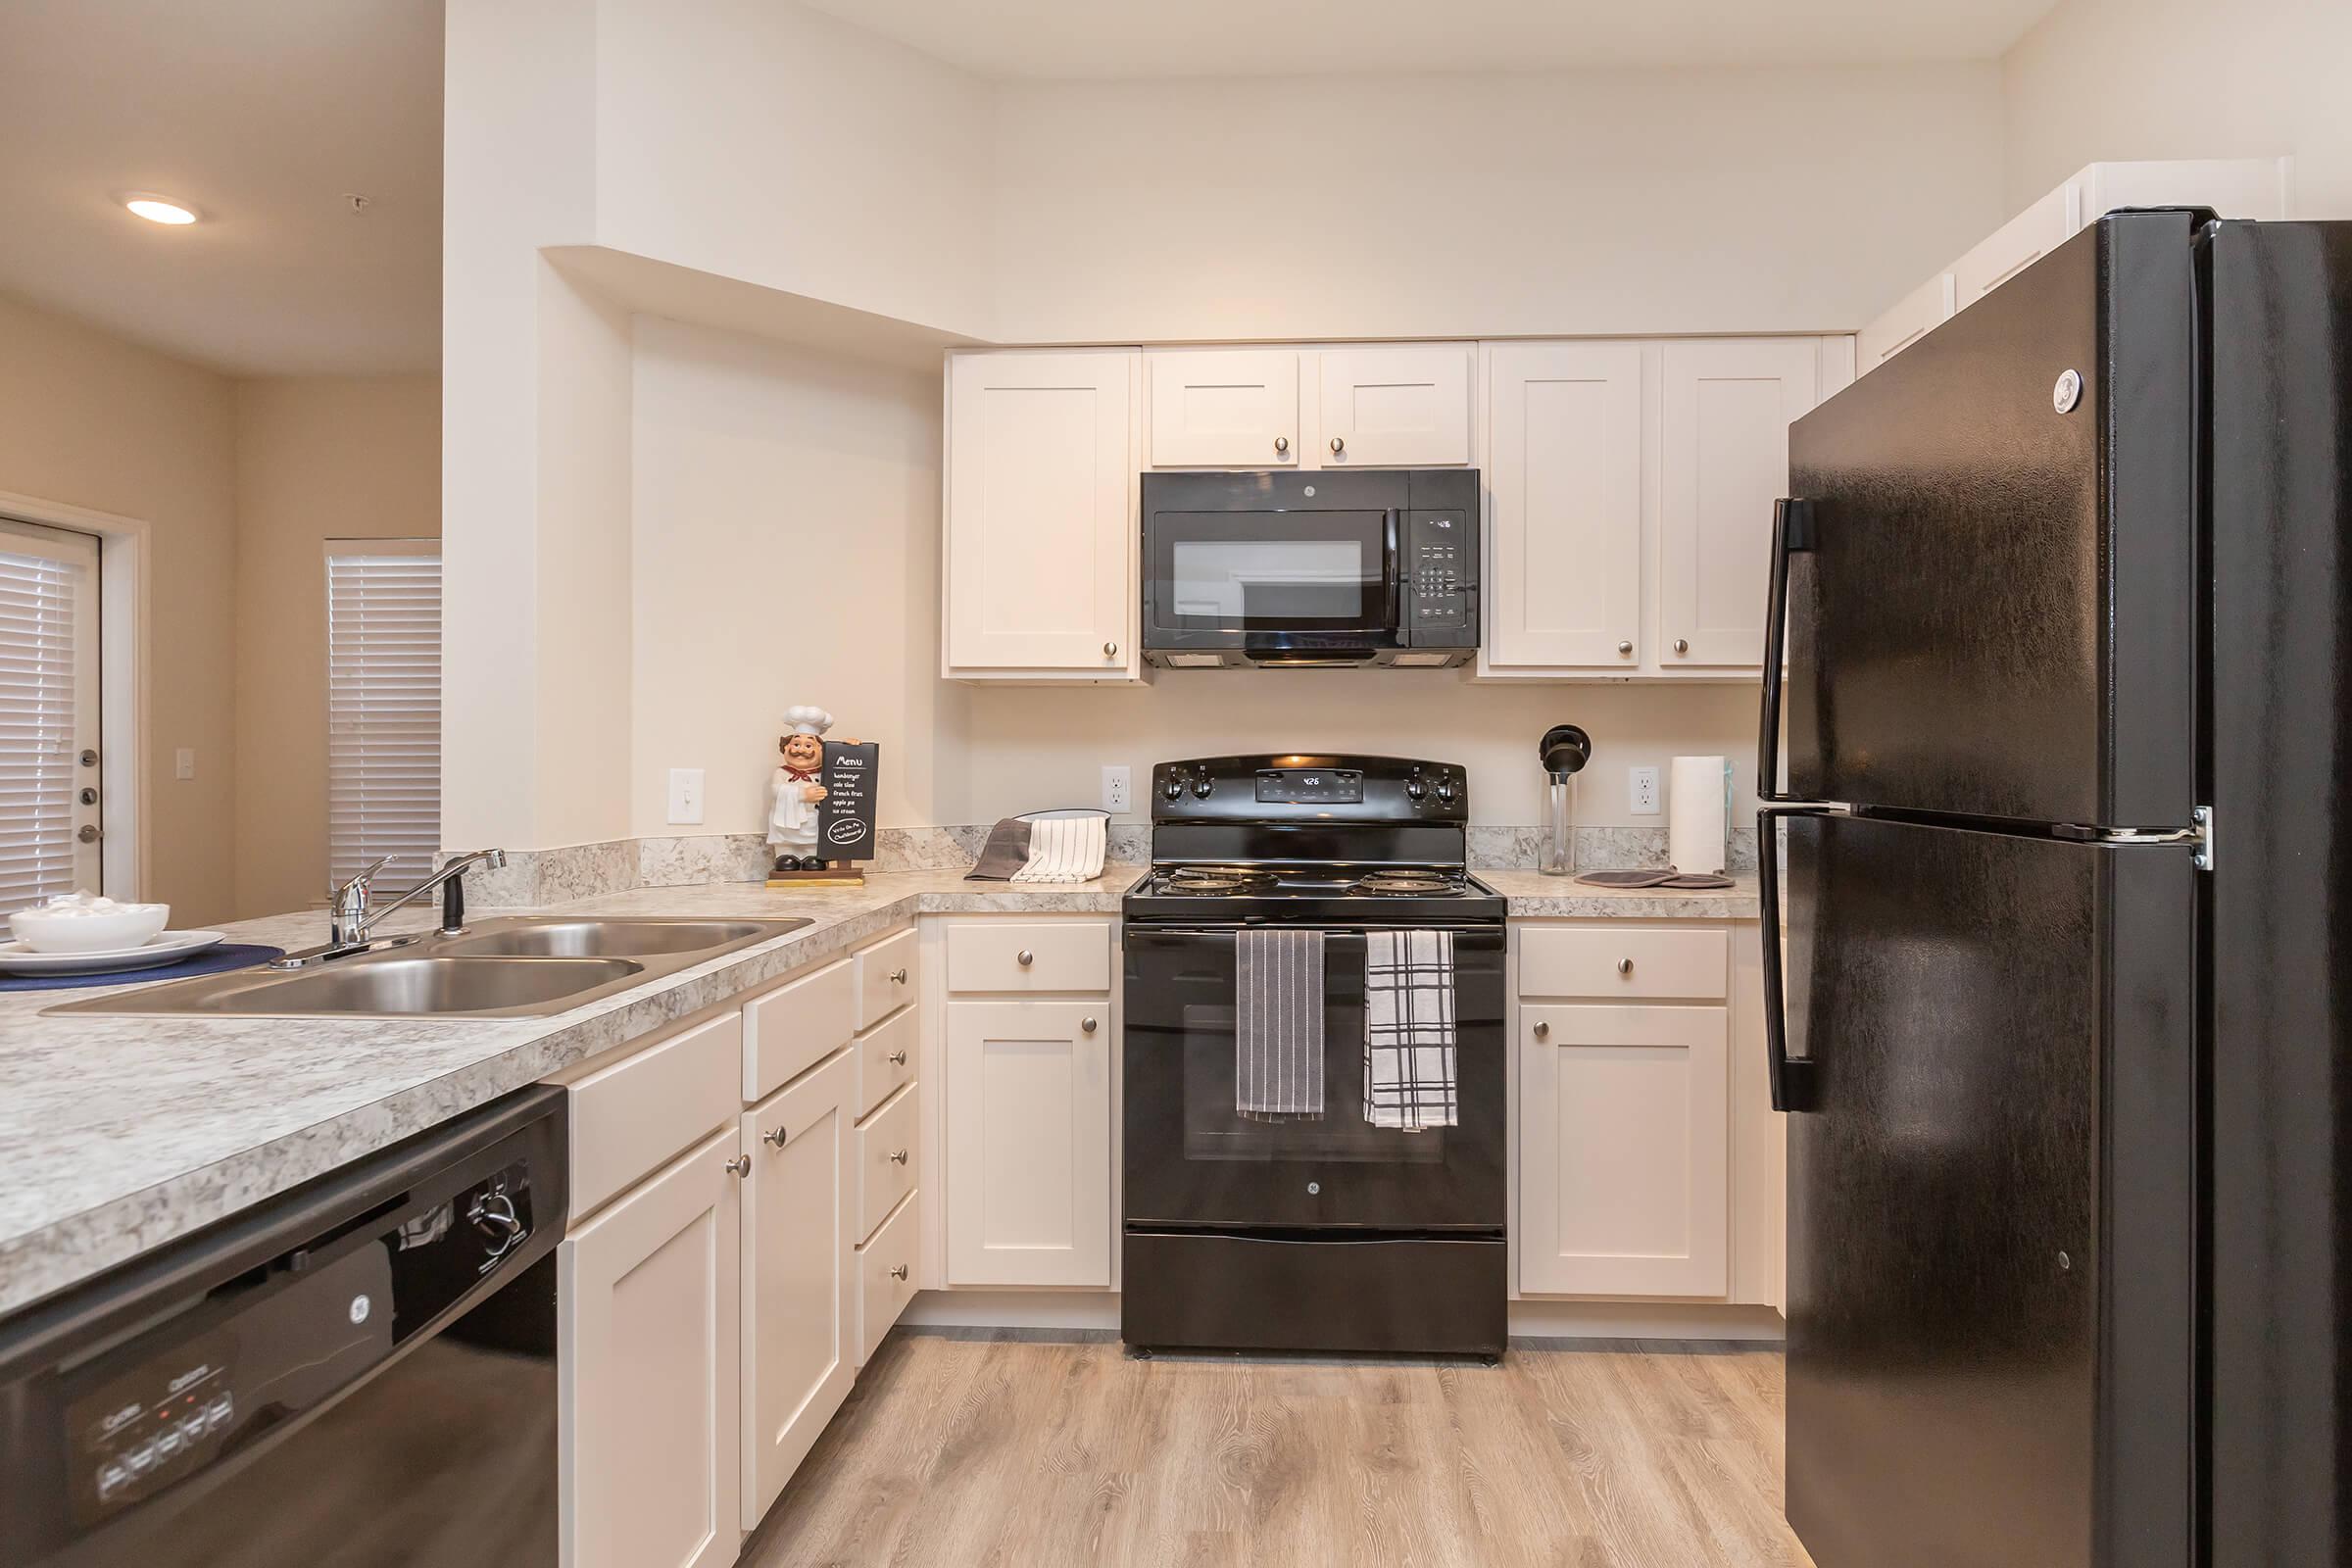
{"left": 1170, "top": 539, "right": 1373, "bottom": 624}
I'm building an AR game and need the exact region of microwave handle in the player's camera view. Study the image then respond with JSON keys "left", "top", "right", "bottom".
{"left": 1385, "top": 508, "right": 1404, "bottom": 632}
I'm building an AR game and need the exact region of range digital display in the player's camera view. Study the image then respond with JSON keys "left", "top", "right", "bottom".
{"left": 1255, "top": 768, "right": 1363, "bottom": 805}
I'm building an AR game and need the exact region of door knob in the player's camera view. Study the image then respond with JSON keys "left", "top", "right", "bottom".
{"left": 1016, "top": 949, "right": 1034, "bottom": 966}
{"left": 1617, "top": 640, "right": 1634, "bottom": 656}
{"left": 761, "top": 1125, "right": 789, "bottom": 1149}
{"left": 1274, "top": 435, "right": 1290, "bottom": 455}
{"left": 889, "top": 1149, "right": 909, "bottom": 1165}
{"left": 724, "top": 1154, "right": 752, "bottom": 1177}
{"left": 1330, "top": 436, "right": 1346, "bottom": 456}
{"left": 75, "top": 825, "right": 98, "bottom": 844}
{"left": 888, "top": 1049, "right": 908, "bottom": 1066}
{"left": 889, "top": 1264, "right": 910, "bottom": 1281}
{"left": 1532, "top": 1020, "right": 1549, "bottom": 1039}
{"left": 1673, "top": 638, "right": 1690, "bottom": 655}
{"left": 1081, "top": 1015, "right": 1099, "bottom": 1034}
{"left": 1617, "top": 957, "right": 1634, "bottom": 975}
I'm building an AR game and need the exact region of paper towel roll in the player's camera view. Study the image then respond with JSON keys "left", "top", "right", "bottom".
{"left": 1669, "top": 756, "right": 1730, "bottom": 875}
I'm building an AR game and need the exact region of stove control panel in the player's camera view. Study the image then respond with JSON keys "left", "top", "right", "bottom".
{"left": 1256, "top": 768, "right": 1362, "bottom": 805}
{"left": 1151, "top": 756, "right": 1467, "bottom": 827}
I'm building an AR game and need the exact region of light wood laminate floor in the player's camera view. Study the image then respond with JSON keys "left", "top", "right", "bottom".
{"left": 746, "top": 1329, "right": 1815, "bottom": 1568}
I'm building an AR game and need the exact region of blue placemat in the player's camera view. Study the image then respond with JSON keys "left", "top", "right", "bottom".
{"left": 0, "top": 943, "right": 286, "bottom": 992}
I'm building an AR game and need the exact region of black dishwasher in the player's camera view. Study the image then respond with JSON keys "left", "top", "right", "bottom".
{"left": 0, "top": 1085, "right": 567, "bottom": 1568}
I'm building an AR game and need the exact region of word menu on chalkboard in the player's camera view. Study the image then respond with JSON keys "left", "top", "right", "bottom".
{"left": 818, "top": 741, "right": 879, "bottom": 861}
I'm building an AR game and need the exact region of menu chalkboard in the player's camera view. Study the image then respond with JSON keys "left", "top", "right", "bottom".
{"left": 818, "top": 741, "right": 879, "bottom": 861}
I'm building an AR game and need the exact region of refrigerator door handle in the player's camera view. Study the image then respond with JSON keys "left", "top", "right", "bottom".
{"left": 1757, "top": 498, "right": 1815, "bottom": 806}
{"left": 1757, "top": 805, "right": 1821, "bottom": 1113}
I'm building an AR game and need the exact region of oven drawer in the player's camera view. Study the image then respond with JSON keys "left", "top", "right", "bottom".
{"left": 1122, "top": 1230, "right": 1504, "bottom": 1355}
{"left": 1517, "top": 925, "right": 1727, "bottom": 1000}
{"left": 947, "top": 921, "right": 1110, "bottom": 994}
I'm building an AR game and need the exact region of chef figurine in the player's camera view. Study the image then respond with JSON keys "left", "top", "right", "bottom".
{"left": 766, "top": 707, "right": 859, "bottom": 873}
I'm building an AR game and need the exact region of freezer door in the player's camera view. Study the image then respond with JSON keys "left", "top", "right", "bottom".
{"left": 1783, "top": 210, "right": 2197, "bottom": 828}
{"left": 1781, "top": 813, "right": 2195, "bottom": 1568}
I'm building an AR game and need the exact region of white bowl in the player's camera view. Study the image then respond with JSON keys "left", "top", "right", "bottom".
{"left": 9, "top": 899, "right": 172, "bottom": 954}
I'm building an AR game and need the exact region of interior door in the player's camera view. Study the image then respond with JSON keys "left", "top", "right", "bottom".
{"left": 1657, "top": 338, "right": 1817, "bottom": 667}
{"left": 1484, "top": 341, "right": 1643, "bottom": 669}
{"left": 1780, "top": 812, "right": 2194, "bottom": 1568}
{"left": 1785, "top": 211, "right": 2198, "bottom": 827}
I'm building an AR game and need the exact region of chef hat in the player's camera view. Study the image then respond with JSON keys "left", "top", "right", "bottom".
{"left": 783, "top": 706, "right": 834, "bottom": 737}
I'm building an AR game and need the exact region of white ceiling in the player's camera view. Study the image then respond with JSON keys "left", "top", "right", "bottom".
{"left": 806, "top": 0, "right": 2063, "bottom": 79}
{"left": 0, "top": 0, "right": 441, "bottom": 377}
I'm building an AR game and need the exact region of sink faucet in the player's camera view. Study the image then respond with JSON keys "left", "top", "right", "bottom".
{"left": 271, "top": 849, "right": 509, "bottom": 968}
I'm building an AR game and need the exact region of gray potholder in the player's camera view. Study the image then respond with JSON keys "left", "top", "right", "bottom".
{"left": 965, "top": 817, "right": 1033, "bottom": 880}
{"left": 1574, "top": 868, "right": 1737, "bottom": 890}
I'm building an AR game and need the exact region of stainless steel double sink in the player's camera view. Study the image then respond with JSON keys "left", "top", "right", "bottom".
{"left": 51, "top": 916, "right": 812, "bottom": 1020}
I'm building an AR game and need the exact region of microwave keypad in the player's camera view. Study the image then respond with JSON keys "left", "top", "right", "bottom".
{"left": 1407, "top": 512, "right": 1469, "bottom": 629}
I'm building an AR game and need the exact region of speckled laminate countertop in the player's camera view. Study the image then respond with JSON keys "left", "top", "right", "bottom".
{"left": 0, "top": 865, "right": 1758, "bottom": 1318}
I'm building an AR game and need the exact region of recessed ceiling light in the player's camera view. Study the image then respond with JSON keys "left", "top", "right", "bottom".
{"left": 120, "top": 193, "right": 198, "bottom": 225}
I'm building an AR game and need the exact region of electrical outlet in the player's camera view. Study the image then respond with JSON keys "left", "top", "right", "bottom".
{"left": 1101, "top": 764, "right": 1131, "bottom": 813}
{"left": 1630, "top": 765, "right": 1661, "bottom": 815}
{"left": 666, "top": 767, "right": 705, "bottom": 825}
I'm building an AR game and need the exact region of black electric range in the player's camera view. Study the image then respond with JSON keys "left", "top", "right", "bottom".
{"left": 1120, "top": 755, "right": 1507, "bottom": 1359}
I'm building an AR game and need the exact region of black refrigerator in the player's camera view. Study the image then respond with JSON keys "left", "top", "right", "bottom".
{"left": 1761, "top": 209, "right": 2352, "bottom": 1568}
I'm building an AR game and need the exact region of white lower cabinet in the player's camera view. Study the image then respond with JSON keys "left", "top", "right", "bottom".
{"left": 944, "top": 998, "right": 1113, "bottom": 1287}
{"left": 1519, "top": 1002, "right": 1731, "bottom": 1298}
{"left": 740, "top": 1051, "right": 855, "bottom": 1527}
{"left": 560, "top": 1123, "right": 743, "bottom": 1568}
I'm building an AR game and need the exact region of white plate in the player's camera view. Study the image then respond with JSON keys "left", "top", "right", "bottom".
{"left": 0, "top": 930, "right": 227, "bottom": 976}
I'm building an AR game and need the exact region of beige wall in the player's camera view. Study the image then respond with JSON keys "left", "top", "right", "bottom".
{"left": 231, "top": 374, "right": 440, "bottom": 917}
{"left": 2003, "top": 0, "right": 2352, "bottom": 219}
{"left": 0, "top": 293, "right": 239, "bottom": 923}
{"left": 629, "top": 318, "right": 966, "bottom": 835}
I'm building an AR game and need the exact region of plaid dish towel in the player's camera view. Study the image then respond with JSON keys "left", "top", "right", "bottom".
{"left": 1236, "top": 928, "right": 1325, "bottom": 1121}
{"left": 1363, "top": 930, "right": 1457, "bottom": 1130}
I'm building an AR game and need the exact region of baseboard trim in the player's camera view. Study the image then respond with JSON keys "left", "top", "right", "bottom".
{"left": 900, "top": 1290, "right": 1785, "bottom": 1344}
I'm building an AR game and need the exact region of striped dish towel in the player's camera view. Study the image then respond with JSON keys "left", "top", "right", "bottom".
{"left": 1008, "top": 813, "right": 1108, "bottom": 883}
{"left": 1236, "top": 928, "right": 1325, "bottom": 1121}
{"left": 1364, "top": 930, "right": 1458, "bottom": 1130}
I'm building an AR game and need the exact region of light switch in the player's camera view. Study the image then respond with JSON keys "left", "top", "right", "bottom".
{"left": 174, "top": 748, "right": 195, "bottom": 781}
{"left": 666, "top": 767, "right": 705, "bottom": 825}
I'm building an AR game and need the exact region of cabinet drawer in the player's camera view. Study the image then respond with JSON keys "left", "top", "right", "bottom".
{"left": 1518, "top": 926, "right": 1728, "bottom": 1000}
{"left": 742, "top": 956, "right": 857, "bottom": 1102}
{"left": 856, "top": 1084, "right": 918, "bottom": 1243}
{"left": 945, "top": 921, "right": 1110, "bottom": 994}
{"left": 855, "top": 928, "right": 918, "bottom": 1030}
{"left": 855, "top": 1004, "right": 918, "bottom": 1120}
{"left": 567, "top": 1010, "right": 742, "bottom": 1220}
{"left": 857, "top": 1191, "right": 919, "bottom": 1366}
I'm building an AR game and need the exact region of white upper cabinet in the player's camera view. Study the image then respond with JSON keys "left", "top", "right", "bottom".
{"left": 1147, "top": 348, "right": 1299, "bottom": 467}
{"left": 1953, "top": 180, "right": 2077, "bottom": 310}
{"left": 944, "top": 349, "right": 1140, "bottom": 680}
{"left": 1657, "top": 339, "right": 1818, "bottom": 668}
{"left": 1314, "top": 344, "right": 1474, "bottom": 466}
{"left": 1857, "top": 270, "right": 1955, "bottom": 371}
{"left": 1484, "top": 341, "right": 1644, "bottom": 670}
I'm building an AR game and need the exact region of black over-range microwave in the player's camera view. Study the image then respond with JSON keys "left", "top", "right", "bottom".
{"left": 1140, "top": 468, "right": 1480, "bottom": 668}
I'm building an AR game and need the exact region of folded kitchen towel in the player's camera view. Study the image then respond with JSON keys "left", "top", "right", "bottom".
{"left": 1009, "top": 811, "right": 1108, "bottom": 883}
{"left": 1236, "top": 928, "right": 1325, "bottom": 1122}
{"left": 1364, "top": 929, "right": 1458, "bottom": 1131}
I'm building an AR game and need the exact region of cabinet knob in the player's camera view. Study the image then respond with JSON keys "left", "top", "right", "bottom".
{"left": 1081, "top": 1015, "right": 1099, "bottom": 1034}
{"left": 1274, "top": 434, "right": 1290, "bottom": 455}
{"left": 761, "top": 1125, "right": 789, "bottom": 1149}
{"left": 1016, "top": 949, "right": 1034, "bottom": 966}
{"left": 724, "top": 1154, "right": 753, "bottom": 1177}
{"left": 1617, "top": 640, "right": 1634, "bottom": 656}
{"left": 889, "top": 1263, "right": 910, "bottom": 1281}
{"left": 1533, "top": 1020, "right": 1549, "bottom": 1039}
{"left": 890, "top": 1148, "right": 910, "bottom": 1165}
{"left": 1673, "top": 638, "right": 1690, "bottom": 655}
{"left": 1102, "top": 641, "right": 1119, "bottom": 659}
{"left": 1617, "top": 957, "right": 1634, "bottom": 975}
{"left": 888, "top": 1049, "right": 908, "bottom": 1066}
{"left": 889, "top": 967, "right": 907, "bottom": 984}
{"left": 1330, "top": 436, "right": 1346, "bottom": 456}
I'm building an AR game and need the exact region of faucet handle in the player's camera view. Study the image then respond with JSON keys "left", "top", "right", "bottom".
{"left": 333, "top": 856, "right": 396, "bottom": 906}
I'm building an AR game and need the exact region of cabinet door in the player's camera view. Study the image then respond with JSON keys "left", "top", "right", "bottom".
{"left": 1657, "top": 339, "right": 1818, "bottom": 668}
{"left": 1519, "top": 1004, "right": 1729, "bottom": 1298}
{"left": 1857, "top": 271, "right": 1955, "bottom": 374}
{"left": 945, "top": 350, "right": 1137, "bottom": 675}
{"left": 944, "top": 999, "right": 1112, "bottom": 1287}
{"left": 1485, "top": 341, "right": 1644, "bottom": 669}
{"left": 741, "top": 1052, "right": 855, "bottom": 1527}
{"left": 1315, "top": 345, "right": 1473, "bottom": 466}
{"left": 561, "top": 1125, "right": 742, "bottom": 1568}
{"left": 1953, "top": 180, "right": 2079, "bottom": 311}
{"left": 1148, "top": 348, "right": 1299, "bottom": 467}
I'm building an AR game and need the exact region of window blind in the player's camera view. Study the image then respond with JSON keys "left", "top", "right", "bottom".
{"left": 0, "top": 546, "right": 88, "bottom": 911}
{"left": 326, "top": 546, "right": 442, "bottom": 896}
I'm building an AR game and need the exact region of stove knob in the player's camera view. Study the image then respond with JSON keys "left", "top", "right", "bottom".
{"left": 1191, "top": 777, "right": 1213, "bottom": 799}
{"left": 1435, "top": 779, "right": 1458, "bottom": 805}
{"left": 1405, "top": 780, "right": 1427, "bottom": 802}
{"left": 1161, "top": 776, "right": 1184, "bottom": 802}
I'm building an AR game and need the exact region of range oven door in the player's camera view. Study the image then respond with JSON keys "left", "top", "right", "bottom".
{"left": 1122, "top": 924, "right": 1505, "bottom": 1231}
{"left": 1142, "top": 507, "right": 1399, "bottom": 660}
